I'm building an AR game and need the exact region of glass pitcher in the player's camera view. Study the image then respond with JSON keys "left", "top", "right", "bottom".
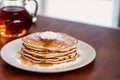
{"left": 0, "top": 0, "right": 38, "bottom": 37}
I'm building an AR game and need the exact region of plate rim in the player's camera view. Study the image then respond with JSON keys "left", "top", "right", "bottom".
{"left": 0, "top": 38, "right": 96, "bottom": 73}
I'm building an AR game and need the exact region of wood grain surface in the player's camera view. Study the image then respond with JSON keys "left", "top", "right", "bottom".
{"left": 0, "top": 16, "right": 120, "bottom": 80}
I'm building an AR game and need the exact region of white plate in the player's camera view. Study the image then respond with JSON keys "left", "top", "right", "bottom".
{"left": 0, "top": 38, "right": 96, "bottom": 73}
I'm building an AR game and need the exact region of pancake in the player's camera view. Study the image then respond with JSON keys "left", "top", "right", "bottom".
{"left": 19, "top": 31, "right": 79, "bottom": 64}
{"left": 20, "top": 50, "right": 78, "bottom": 64}
{"left": 22, "top": 32, "right": 78, "bottom": 51}
{"left": 22, "top": 45, "right": 77, "bottom": 58}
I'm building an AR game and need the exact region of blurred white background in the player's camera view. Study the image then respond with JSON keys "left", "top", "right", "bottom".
{"left": 0, "top": 0, "right": 120, "bottom": 29}
{"left": 44, "top": 0, "right": 114, "bottom": 28}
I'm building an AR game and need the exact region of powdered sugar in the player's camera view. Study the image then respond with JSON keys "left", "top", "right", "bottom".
{"left": 29, "top": 33, "right": 41, "bottom": 40}
{"left": 40, "top": 31, "right": 58, "bottom": 40}
{"left": 29, "top": 31, "right": 58, "bottom": 40}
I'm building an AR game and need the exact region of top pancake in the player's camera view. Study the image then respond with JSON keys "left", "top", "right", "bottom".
{"left": 22, "top": 32, "right": 78, "bottom": 51}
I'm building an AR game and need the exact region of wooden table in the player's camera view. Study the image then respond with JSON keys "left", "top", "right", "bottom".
{"left": 0, "top": 16, "right": 120, "bottom": 80}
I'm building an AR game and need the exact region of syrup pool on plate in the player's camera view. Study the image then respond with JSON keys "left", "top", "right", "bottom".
{"left": 19, "top": 55, "right": 53, "bottom": 67}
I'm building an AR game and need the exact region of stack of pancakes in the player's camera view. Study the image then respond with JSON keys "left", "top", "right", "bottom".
{"left": 19, "top": 31, "right": 79, "bottom": 64}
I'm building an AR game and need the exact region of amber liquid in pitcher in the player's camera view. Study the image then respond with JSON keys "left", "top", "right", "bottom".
{"left": 0, "top": 6, "right": 32, "bottom": 37}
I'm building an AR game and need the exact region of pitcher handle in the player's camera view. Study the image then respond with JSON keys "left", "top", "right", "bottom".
{"left": 24, "top": 0, "right": 38, "bottom": 23}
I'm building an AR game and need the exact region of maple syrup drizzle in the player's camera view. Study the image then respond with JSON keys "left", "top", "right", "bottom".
{"left": 19, "top": 56, "right": 53, "bottom": 67}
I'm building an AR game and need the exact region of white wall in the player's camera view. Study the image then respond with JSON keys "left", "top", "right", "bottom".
{"left": 44, "top": 0, "right": 114, "bottom": 28}
{"left": 25, "top": 0, "right": 41, "bottom": 15}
